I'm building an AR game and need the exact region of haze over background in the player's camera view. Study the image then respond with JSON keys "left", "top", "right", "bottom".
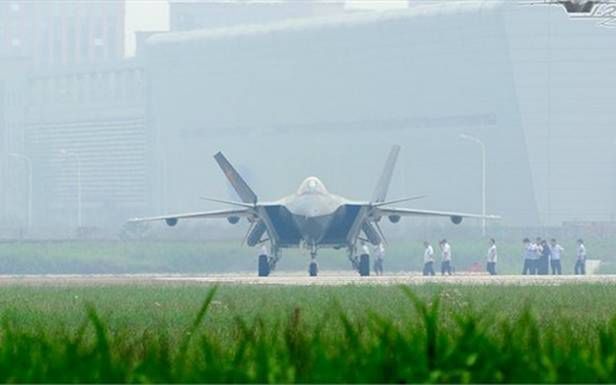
{"left": 124, "top": 0, "right": 408, "bottom": 56}
{"left": 125, "top": 0, "right": 170, "bottom": 56}
{"left": 0, "top": 0, "right": 615, "bottom": 239}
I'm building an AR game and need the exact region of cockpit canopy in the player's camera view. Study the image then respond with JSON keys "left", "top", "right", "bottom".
{"left": 296, "top": 177, "right": 328, "bottom": 195}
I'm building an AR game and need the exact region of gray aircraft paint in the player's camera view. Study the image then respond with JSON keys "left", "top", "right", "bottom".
{"left": 131, "top": 147, "right": 498, "bottom": 259}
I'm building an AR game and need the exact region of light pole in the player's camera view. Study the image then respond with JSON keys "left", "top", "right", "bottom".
{"left": 612, "top": 137, "right": 616, "bottom": 222}
{"left": 59, "top": 149, "right": 82, "bottom": 228}
{"left": 8, "top": 153, "right": 32, "bottom": 231}
{"left": 459, "top": 134, "right": 486, "bottom": 236}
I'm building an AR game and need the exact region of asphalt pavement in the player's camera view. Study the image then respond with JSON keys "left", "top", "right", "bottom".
{"left": 0, "top": 272, "right": 614, "bottom": 286}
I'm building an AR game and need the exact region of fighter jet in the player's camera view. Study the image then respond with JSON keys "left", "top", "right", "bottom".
{"left": 130, "top": 146, "right": 499, "bottom": 277}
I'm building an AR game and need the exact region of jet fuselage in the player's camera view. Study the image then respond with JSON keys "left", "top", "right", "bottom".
{"left": 265, "top": 177, "right": 361, "bottom": 248}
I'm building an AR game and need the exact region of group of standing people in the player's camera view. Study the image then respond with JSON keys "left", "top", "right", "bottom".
{"left": 421, "top": 237, "right": 588, "bottom": 276}
{"left": 423, "top": 238, "right": 499, "bottom": 276}
{"left": 422, "top": 239, "right": 454, "bottom": 276}
{"left": 362, "top": 236, "right": 589, "bottom": 276}
{"left": 522, "top": 238, "right": 586, "bottom": 275}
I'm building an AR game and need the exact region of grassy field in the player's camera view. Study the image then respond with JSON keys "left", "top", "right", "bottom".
{"left": 0, "top": 235, "right": 614, "bottom": 275}
{"left": 1, "top": 283, "right": 616, "bottom": 382}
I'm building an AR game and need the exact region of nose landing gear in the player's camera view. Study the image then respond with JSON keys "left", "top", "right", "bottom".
{"left": 308, "top": 247, "right": 319, "bottom": 277}
{"left": 309, "top": 259, "right": 318, "bottom": 277}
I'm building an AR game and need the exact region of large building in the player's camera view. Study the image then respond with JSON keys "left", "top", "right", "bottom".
{"left": 146, "top": 1, "right": 616, "bottom": 227}
{"left": 0, "top": 1, "right": 148, "bottom": 235}
{"left": 0, "top": 1, "right": 124, "bottom": 67}
{"left": 503, "top": 1, "right": 616, "bottom": 225}
{"left": 2, "top": 0, "right": 614, "bottom": 235}
{"left": 25, "top": 59, "right": 148, "bottom": 232}
{"left": 0, "top": 57, "right": 29, "bottom": 231}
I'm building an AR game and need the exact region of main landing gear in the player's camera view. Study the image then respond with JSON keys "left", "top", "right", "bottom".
{"left": 258, "top": 254, "right": 270, "bottom": 277}
{"left": 257, "top": 247, "right": 280, "bottom": 277}
{"left": 359, "top": 253, "right": 370, "bottom": 277}
{"left": 348, "top": 247, "right": 370, "bottom": 277}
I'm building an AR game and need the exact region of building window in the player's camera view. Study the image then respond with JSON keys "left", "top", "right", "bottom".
{"left": 109, "top": 71, "right": 117, "bottom": 101}
{"left": 135, "top": 69, "right": 144, "bottom": 101}
{"left": 81, "top": 73, "right": 90, "bottom": 104}
{"left": 125, "top": 70, "right": 135, "bottom": 100}
{"left": 48, "top": 77, "right": 57, "bottom": 104}
{"left": 94, "top": 72, "right": 104, "bottom": 101}
{"left": 117, "top": 70, "right": 126, "bottom": 101}
{"left": 93, "top": 18, "right": 104, "bottom": 61}
{"left": 66, "top": 18, "right": 75, "bottom": 64}
{"left": 107, "top": 18, "right": 116, "bottom": 58}
{"left": 56, "top": 77, "right": 66, "bottom": 103}
{"left": 75, "top": 74, "right": 83, "bottom": 102}
{"left": 80, "top": 20, "right": 89, "bottom": 63}
{"left": 39, "top": 23, "right": 49, "bottom": 65}
{"left": 53, "top": 20, "right": 62, "bottom": 65}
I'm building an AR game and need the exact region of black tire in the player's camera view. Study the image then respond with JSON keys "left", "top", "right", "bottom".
{"left": 359, "top": 253, "right": 370, "bottom": 276}
{"left": 258, "top": 254, "right": 270, "bottom": 277}
{"left": 309, "top": 261, "right": 318, "bottom": 277}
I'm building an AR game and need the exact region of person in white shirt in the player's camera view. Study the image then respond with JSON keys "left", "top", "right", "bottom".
{"left": 260, "top": 244, "right": 269, "bottom": 257}
{"left": 549, "top": 238, "right": 564, "bottom": 275}
{"left": 361, "top": 242, "right": 371, "bottom": 257}
{"left": 533, "top": 237, "right": 544, "bottom": 274}
{"left": 575, "top": 238, "right": 587, "bottom": 275}
{"left": 439, "top": 239, "right": 453, "bottom": 275}
{"left": 373, "top": 243, "right": 385, "bottom": 276}
{"left": 423, "top": 241, "right": 435, "bottom": 276}
{"left": 522, "top": 238, "right": 536, "bottom": 275}
{"left": 487, "top": 238, "right": 497, "bottom": 275}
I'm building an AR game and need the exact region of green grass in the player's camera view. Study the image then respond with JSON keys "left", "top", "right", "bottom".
{"left": 0, "top": 235, "right": 614, "bottom": 274}
{"left": 1, "top": 283, "right": 616, "bottom": 382}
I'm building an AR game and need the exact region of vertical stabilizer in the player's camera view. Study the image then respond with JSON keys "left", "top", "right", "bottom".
{"left": 214, "top": 152, "right": 258, "bottom": 204}
{"left": 371, "top": 145, "right": 400, "bottom": 203}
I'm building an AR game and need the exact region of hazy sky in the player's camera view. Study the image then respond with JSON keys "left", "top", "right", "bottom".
{"left": 125, "top": 0, "right": 169, "bottom": 56}
{"left": 124, "top": 0, "right": 407, "bottom": 56}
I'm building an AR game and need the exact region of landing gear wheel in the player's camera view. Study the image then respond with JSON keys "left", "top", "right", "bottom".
{"left": 309, "top": 261, "right": 318, "bottom": 277}
{"left": 359, "top": 254, "right": 370, "bottom": 276}
{"left": 258, "top": 254, "right": 270, "bottom": 277}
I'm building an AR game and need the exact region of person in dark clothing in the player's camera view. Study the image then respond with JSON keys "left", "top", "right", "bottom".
{"left": 486, "top": 238, "right": 497, "bottom": 275}
{"left": 538, "top": 239, "right": 551, "bottom": 275}
{"left": 575, "top": 239, "right": 587, "bottom": 275}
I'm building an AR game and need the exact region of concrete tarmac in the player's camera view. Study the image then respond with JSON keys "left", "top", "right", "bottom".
{"left": 0, "top": 272, "right": 615, "bottom": 286}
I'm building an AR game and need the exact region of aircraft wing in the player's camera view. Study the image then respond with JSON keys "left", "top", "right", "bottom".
{"left": 129, "top": 208, "right": 254, "bottom": 224}
{"left": 373, "top": 207, "right": 500, "bottom": 221}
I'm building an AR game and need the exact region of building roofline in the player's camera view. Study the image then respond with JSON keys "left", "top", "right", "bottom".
{"left": 148, "top": 0, "right": 503, "bottom": 47}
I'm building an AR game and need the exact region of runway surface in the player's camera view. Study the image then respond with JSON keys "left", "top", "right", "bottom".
{"left": 0, "top": 272, "right": 616, "bottom": 286}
